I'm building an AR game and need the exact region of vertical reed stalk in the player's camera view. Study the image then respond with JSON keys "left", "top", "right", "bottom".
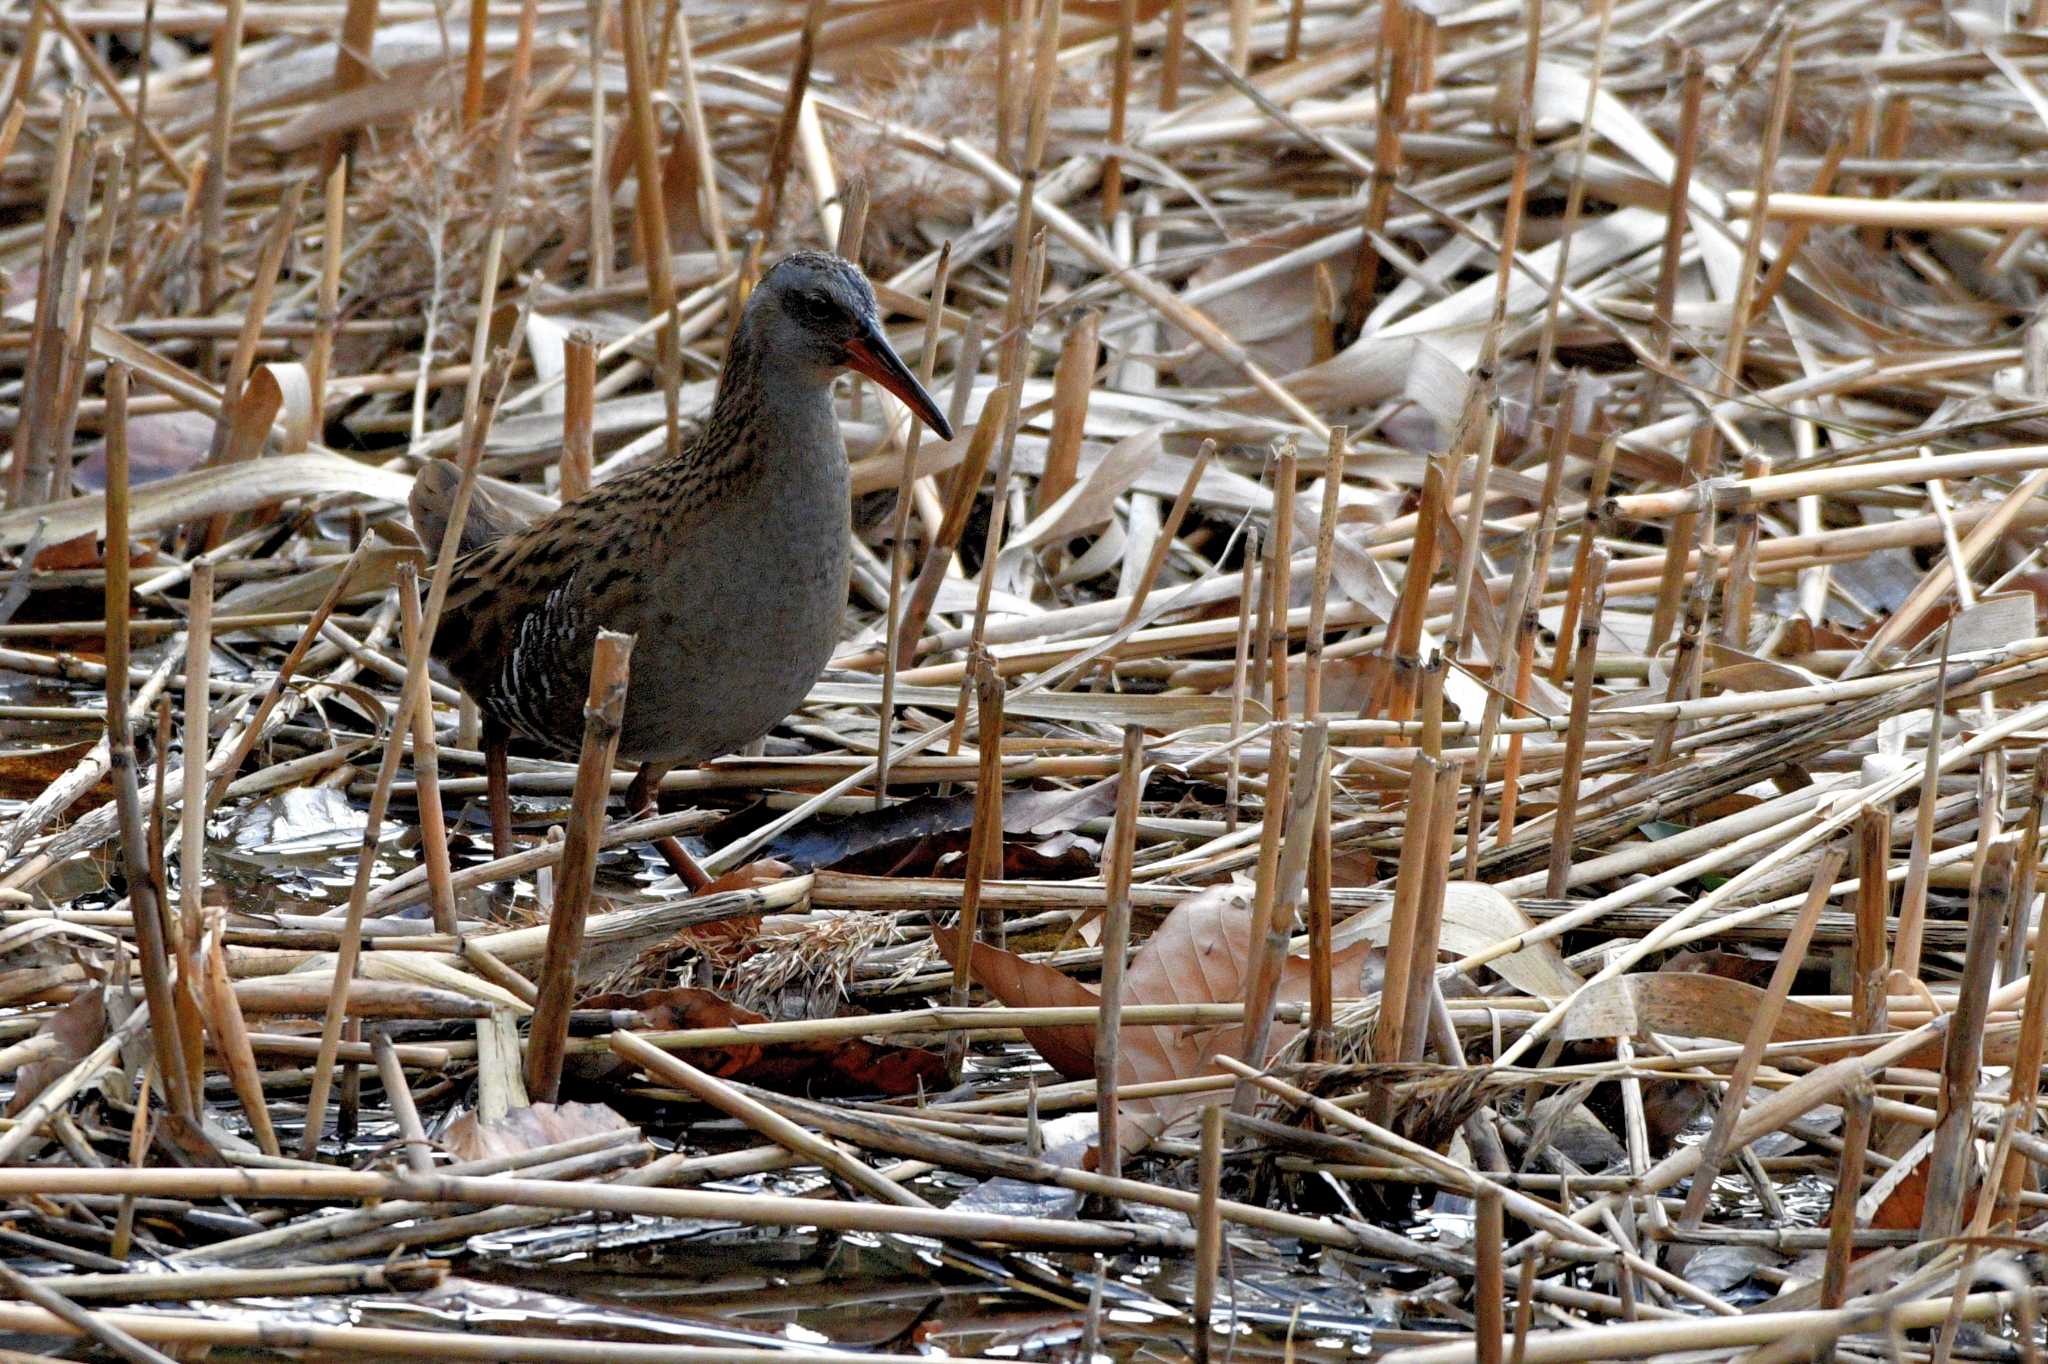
{"left": 560, "top": 329, "right": 596, "bottom": 502}
{"left": 526, "top": 630, "right": 632, "bottom": 1104}
{"left": 1193, "top": 1100, "right": 1224, "bottom": 1364}
{"left": 104, "top": 365, "right": 190, "bottom": 1122}
{"left": 1543, "top": 550, "right": 1606, "bottom": 898}
{"left": 1095, "top": 724, "right": 1146, "bottom": 1181}
{"left": 1301, "top": 428, "right": 1347, "bottom": 719}
{"left": 1922, "top": 838, "right": 2011, "bottom": 1240}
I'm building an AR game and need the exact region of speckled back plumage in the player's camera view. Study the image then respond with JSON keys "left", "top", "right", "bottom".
{"left": 415, "top": 252, "right": 885, "bottom": 766}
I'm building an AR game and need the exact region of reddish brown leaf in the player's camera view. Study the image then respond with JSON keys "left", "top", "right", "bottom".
{"left": 680, "top": 859, "right": 793, "bottom": 949}
{"left": 937, "top": 885, "right": 1384, "bottom": 1151}
{"left": 445, "top": 1101, "right": 636, "bottom": 1162}
{"left": 576, "top": 986, "right": 946, "bottom": 1098}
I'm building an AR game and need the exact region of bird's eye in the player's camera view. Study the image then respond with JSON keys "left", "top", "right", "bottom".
{"left": 794, "top": 291, "right": 837, "bottom": 322}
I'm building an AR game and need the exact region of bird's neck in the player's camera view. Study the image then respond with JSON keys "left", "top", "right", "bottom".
{"left": 664, "top": 336, "right": 841, "bottom": 490}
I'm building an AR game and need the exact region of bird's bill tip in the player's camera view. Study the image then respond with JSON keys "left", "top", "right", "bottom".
{"left": 846, "top": 325, "right": 954, "bottom": 441}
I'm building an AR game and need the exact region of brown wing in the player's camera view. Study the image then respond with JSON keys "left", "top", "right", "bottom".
{"left": 428, "top": 460, "right": 710, "bottom": 755}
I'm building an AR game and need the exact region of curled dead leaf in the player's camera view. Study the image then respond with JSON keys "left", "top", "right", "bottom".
{"left": 446, "top": 1100, "right": 637, "bottom": 1162}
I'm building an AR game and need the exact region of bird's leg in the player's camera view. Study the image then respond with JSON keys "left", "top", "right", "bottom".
{"left": 485, "top": 723, "right": 514, "bottom": 862}
{"left": 628, "top": 761, "right": 714, "bottom": 892}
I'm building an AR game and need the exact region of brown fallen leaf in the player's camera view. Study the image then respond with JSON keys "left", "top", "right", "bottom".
{"left": 446, "top": 1100, "right": 637, "bottom": 1162}
{"left": 672, "top": 859, "right": 794, "bottom": 952}
{"left": 936, "top": 884, "right": 1385, "bottom": 1153}
{"left": 9, "top": 985, "right": 107, "bottom": 1116}
{"left": 1557, "top": 972, "right": 1985, "bottom": 1070}
{"left": 574, "top": 986, "right": 946, "bottom": 1098}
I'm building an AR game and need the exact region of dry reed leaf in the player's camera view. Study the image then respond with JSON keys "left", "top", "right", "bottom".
{"left": 1556, "top": 972, "right": 1995, "bottom": 1069}
{"left": 1557, "top": 972, "right": 1849, "bottom": 1047}
{"left": 445, "top": 1100, "right": 637, "bottom": 1163}
{"left": 0, "top": 453, "right": 414, "bottom": 551}
{"left": 1944, "top": 592, "right": 2036, "bottom": 654}
{"left": 1341, "top": 883, "right": 1583, "bottom": 1003}
{"left": 1004, "top": 423, "right": 1169, "bottom": 553}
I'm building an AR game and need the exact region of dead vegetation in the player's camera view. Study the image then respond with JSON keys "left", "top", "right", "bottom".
{"left": 0, "top": 0, "right": 2044, "bottom": 1359}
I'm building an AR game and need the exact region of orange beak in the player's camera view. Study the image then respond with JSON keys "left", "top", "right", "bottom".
{"left": 845, "top": 319, "right": 953, "bottom": 441}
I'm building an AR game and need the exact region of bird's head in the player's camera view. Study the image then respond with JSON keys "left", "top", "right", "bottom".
{"left": 743, "top": 251, "right": 953, "bottom": 441}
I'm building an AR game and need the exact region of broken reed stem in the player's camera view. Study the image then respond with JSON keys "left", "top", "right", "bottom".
{"left": 178, "top": 560, "right": 213, "bottom": 952}
{"left": 169, "top": 561, "right": 213, "bottom": 1100}
{"left": 1719, "top": 451, "right": 1768, "bottom": 647}
{"left": 1095, "top": 723, "right": 1146, "bottom": 1181}
{"left": 1229, "top": 720, "right": 1298, "bottom": 1117}
{"left": 525, "top": 630, "right": 631, "bottom": 1104}
{"left": 0, "top": 1261, "right": 175, "bottom": 1364}
{"left": 896, "top": 383, "right": 1012, "bottom": 672}
{"left": 753, "top": 0, "right": 826, "bottom": 238}
{"left": 205, "top": 543, "right": 370, "bottom": 811}
{"left": 1447, "top": 402, "right": 1498, "bottom": 658}
{"left": 201, "top": 912, "right": 278, "bottom": 1157}
{"left": 1038, "top": 310, "right": 1099, "bottom": 514}
{"left": 1307, "top": 747, "right": 1335, "bottom": 1061}
{"left": 1543, "top": 549, "right": 1605, "bottom": 899}
{"left": 1922, "top": 837, "right": 2011, "bottom": 1240}
{"left": 1400, "top": 759, "right": 1461, "bottom": 1062}
{"left": 1192, "top": 1100, "right": 1224, "bottom": 1364}
{"left": 560, "top": 329, "right": 596, "bottom": 502}
{"left": 103, "top": 364, "right": 189, "bottom": 1123}
{"left": 877, "top": 239, "right": 952, "bottom": 804}
{"left": 1381, "top": 440, "right": 1445, "bottom": 723}
{"left": 1117, "top": 440, "right": 1214, "bottom": 638}
{"left": 1226, "top": 530, "right": 1258, "bottom": 834}
{"left": 619, "top": 0, "right": 681, "bottom": 459}
{"left": 1549, "top": 435, "right": 1617, "bottom": 683}
{"left": 1639, "top": 51, "right": 1702, "bottom": 427}
{"left": 1347, "top": 0, "right": 1411, "bottom": 330}
{"left": 1489, "top": 0, "right": 1544, "bottom": 332}
{"left": 199, "top": 0, "right": 246, "bottom": 329}
{"left": 1378, "top": 754, "right": 1441, "bottom": 1088}
{"left": 1475, "top": 1186, "right": 1505, "bottom": 1364}
{"left": 306, "top": 157, "right": 346, "bottom": 423}
{"left": 374, "top": 1032, "right": 434, "bottom": 1174}
{"left": 1158, "top": 0, "right": 1190, "bottom": 110}
{"left": 1267, "top": 441, "right": 1297, "bottom": 723}
{"left": 1823, "top": 804, "right": 1893, "bottom": 1308}
{"left": 1101, "top": 0, "right": 1134, "bottom": 224}
{"left": 667, "top": 2, "right": 727, "bottom": 265}
{"left": 1301, "top": 428, "right": 1348, "bottom": 718}
{"left": 948, "top": 649, "right": 1005, "bottom": 1078}
{"left": 1492, "top": 502, "right": 1552, "bottom": 847}
{"left": 461, "top": 0, "right": 490, "bottom": 128}
{"left": 398, "top": 567, "right": 459, "bottom": 936}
